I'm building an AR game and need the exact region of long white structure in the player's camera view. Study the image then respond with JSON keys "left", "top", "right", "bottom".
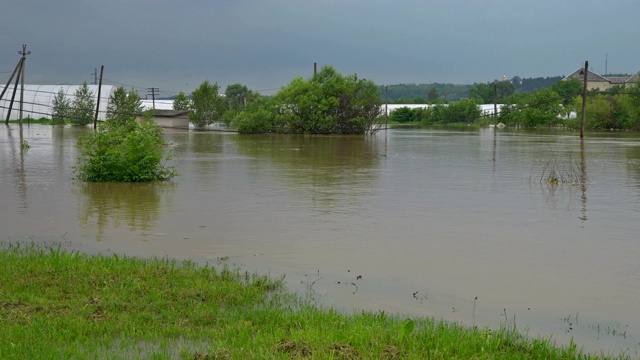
{"left": 140, "top": 99, "right": 174, "bottom": 111}
{"left": 382, "top": 103, "right": 503, "bottom": 116}
{"left": 0, "top": 84, "right": 116, "bottom": 121}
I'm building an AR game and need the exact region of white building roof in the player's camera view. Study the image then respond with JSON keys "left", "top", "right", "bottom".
{"left": 0, "top": 84, "right": 116, "bottom": 121}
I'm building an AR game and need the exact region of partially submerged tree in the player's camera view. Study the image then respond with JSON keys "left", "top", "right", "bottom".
{"left": 172, "top": 91, "right": 190, "bottom": 111}
{"left": 106, "top": 87, "right": 143, "bottom": 125}
{"left": 51, "top": 88, "right": 70, "bottom": 124}
{"left": 225, "top": 83, "right": 257, "bottom": 111}
{"left": 189, "top": 81, "right": 225, "bottom": 129}
{"left": 233, "top": 65, "right": 381, "bottom": 134}
{"left": 498, "top": 88, "right": 563, "bottom": 127}
{"left": 69, "top": 82, "right": 95, "bottom": 126}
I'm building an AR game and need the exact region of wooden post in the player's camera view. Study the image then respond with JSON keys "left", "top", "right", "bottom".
{"left": 0, "top": 60, "right": 23, "bottom": 124}
{"left": 19, "top": 56, "right": 25, "bottom": 125}
{"left": 93, "top": 65, "right": 104, "bottom": 130}
{"left": 579, "top": 137, "right": 587, "bottom": 221}
{"left": 18, "top": 44, "right": 30, "bottom": 126}
{"left": 580, "top": 61, "right": 588, "bottom": 138}
{"left": 5, "top": 59, "right": 23, "bottom": 123}
{"left": 385, "top": 85, "right": 388, "bottom": 129}
{"left": 493, "top": 80, "right": 497, "bottom": 127}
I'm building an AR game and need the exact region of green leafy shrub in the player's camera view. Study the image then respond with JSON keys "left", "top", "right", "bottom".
{"left": 389, "top": 107, "right": 413, "bottom": 123}
{"left": 74, "top": 116, "right": 178, "bottom": 182}
{"left": 232, "top": 66, "right": 381, "bottom": 134}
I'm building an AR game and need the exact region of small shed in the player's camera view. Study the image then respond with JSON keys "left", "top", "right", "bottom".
{"left": 140, "top": 110, "right": 189, "bottom": 129}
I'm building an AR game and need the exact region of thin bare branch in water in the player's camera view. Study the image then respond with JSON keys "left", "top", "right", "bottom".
{"left": 531, "top": 153, "right": 587, "bottom": 186}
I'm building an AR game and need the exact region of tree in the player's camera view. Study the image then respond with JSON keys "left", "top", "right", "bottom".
{"left": 551, "top": 78, "right": 583, "bottom": 105}
{"left": 380, "top": 83, "right": 472, "bottom": 102}
{"left": 173, "top": 91, "right": 190, "bottom": 111}
{"left": 222, "top": 84, "right": 258, "bottom": 125}
{"left": 469, "top": 83, "right": 493, "bottom": 103}
{"left": 233, "top": 65, "right": 381, "bottom": 134}
{"left": 550, "top": 78, "right": 583, "bottom": 118}
{"left": 427, "top": 87, "right": 438, "bottom": 102}
{"left": 574, "top": 95, "right": 615, "bottom": 130}
{"left": 230, "top": 97, "right": 276, "bottom": 134}
{"left": 189, "top": 81, "right": 225, "bottom": 129}
{"left": 106, "top": 87, "right": 143, "bottom": 125}
{"left": 225, "top": 83, "right": 256, "bottom": 111}
{"left": 499, "top": 88, "right": 562, "bottom": 127}
{"left": 496, "top": 80, "right": 515, "bottom": 99}
{"left": 74, "top": 114, "right": 177, "bottom": 182}
{"left": 389, "top": 107, "right": 414, "bottom": 123}
{"left": 413, "top": 99, "right": 481, "bottom": 125}
{"left": 69, "top": 82, "right": 95, "bottom": 126}
{"left": 51, "top": 88, "right": 70, "bottom": 124}
{"left": 469, "top": 81, "right": 514, "bottom": 103}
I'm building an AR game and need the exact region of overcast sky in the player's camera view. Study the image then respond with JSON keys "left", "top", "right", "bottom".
{"left": 1, "top": 0, "right": 639, "bottom": 97}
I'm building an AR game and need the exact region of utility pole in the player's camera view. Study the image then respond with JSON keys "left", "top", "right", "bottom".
{"left": 19, "top": 44, "right": 30, "bottom": 125}
{"left": 314, "top": 62, "right": 317, "bottom": 76}
{"left": 580, "top": 61, "right": 588, "bottom": 139}
{"left": 147, "top": 87, "right": 159, "bottom": 109}
{"left": 92, "top": 68, "right": 98, "bottom": 85}
{"left": 93, "top": 65, "right": 104, "bottom": 130}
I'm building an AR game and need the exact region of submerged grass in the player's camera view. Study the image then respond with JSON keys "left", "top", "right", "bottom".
{"left": 0, "top": 243, "right": 625, "bottom": 359}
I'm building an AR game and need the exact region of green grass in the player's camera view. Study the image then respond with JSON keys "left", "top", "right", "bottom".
{"left": 0, "top": 243, "right": 626, "bottom": 359}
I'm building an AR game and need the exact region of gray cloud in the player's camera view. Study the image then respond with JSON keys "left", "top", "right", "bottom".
{"left": 2, "top": 0, "right": 639, "bottom": 96}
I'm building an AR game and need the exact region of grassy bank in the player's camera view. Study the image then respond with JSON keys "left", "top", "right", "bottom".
{"left": 0, "top": 243, "right": 621, "bottom": 359}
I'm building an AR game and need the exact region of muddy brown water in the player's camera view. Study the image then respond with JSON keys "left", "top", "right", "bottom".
{"left": 2, "top": 124, "right": 640, "bottom": 356}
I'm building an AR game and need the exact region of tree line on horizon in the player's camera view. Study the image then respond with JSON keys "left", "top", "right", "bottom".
{"left": 162, "top": 67, "right": 639, "bottom": 133}
{"left": 389, "top": 77, "right": 640, "bottom": 131}
{"left": 380, "top": 76, "right": 564, "bottom": 104}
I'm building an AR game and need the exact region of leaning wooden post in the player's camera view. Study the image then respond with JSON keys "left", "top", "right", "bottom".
{"left": 93, "top": 65, "right": 104, "bottom": 130}
{"left": 580, "top": 61, "right": 588, "bottom": 139}
{"left": 5, "top": 59, "right": 23, "bottom": 123}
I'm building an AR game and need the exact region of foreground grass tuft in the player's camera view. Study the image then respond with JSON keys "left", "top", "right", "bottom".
{"left": 0, "top": 243, "right": 624, "bottom": 359}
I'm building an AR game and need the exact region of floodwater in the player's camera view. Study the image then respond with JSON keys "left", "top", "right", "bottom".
{"left": 2, "top": 124, "right": 640, "bottom": 357}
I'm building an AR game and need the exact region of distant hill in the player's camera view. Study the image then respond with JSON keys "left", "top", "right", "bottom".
{"left": 379, "top": 76, "right": 564, "bottom": 103}
{"left": 379, "top": 83, "right": 473, "bottom": 103}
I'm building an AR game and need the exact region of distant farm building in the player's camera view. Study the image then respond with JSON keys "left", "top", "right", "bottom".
{"left": 138, "top": 109, "right": 189, "bottom": 129}
{"left": 141, "top": 99, "right": 174, "bottom": 111}
{"left": 0, "top": 84, "right": 116, "bottom": 121}
{"left": 564, "top": 68, "right": 640, "bottom": 91}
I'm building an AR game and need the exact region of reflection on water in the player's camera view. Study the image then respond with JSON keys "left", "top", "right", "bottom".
{"left": 232, "top": 134, "right": 381, "bottom": 213}
{"left": 580, "top": 138, "right": 588, "bottom": 221}
{"left": 2, "top": 125, "right": 640, "bottom": 356}
{"left": 75, "top": 182, "right": 176, "bottom": 240}
{"left": 3, "top": 125, "right": 27, "bottom": 213}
